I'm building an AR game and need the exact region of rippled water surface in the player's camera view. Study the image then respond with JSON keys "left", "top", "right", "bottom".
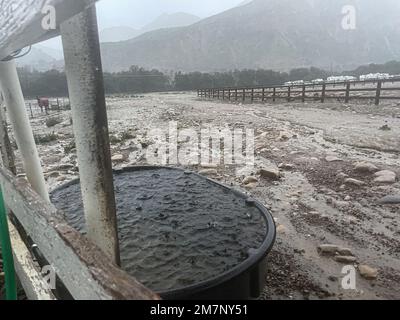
{"left": 51, "top": 168, "right": 267, "bottom": 292}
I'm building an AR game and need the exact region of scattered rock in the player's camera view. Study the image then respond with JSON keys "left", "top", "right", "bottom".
{"left": 111, "top": 154, "right": 126, "bottom": 162}
{"left": 378, "top": 195, "right": 400, "bottom": 205}
{"left": 242, "top": 176, "right": 259, "bottom": 185}
{"left": 354, "top": 162, "right": 379, "bottom": 174}
{"left": 56, "top": 176, "right": 66, "bottom": 182}
{"left": 244, "top": 182, "right": 257, "bottom": 190}
{"left": 279, "top": 132, "right": 291, "bottom": 141}
{"left": 318, "top": 244, "right": 354, "bottom": 257}
{"left": 374, "top": 170, "right": 397, "bottom": 184}
{"left": 45, "top": 171, "right": 60, "bottom": 179}
{"left": 201, "top": 163, "right": 219, "bottom": 169}
{"left": 55, "top": 163, "right": 75, "bottom": 171}
{"left": 337, "top": 172, "right": 349, "bottom": 180}
{"left": 278, "top": 163, "right": 295, "bottom": 170}
{"left": 318, "top": 244, "right": 340, "bottom": 256}
{"left": 325, "top": 156, "right": 342, "bottom": 162}
{"left": 199, "top": 169, "right": 218, "bottom": 176}
{"left": 276, "top": 224, "right": 288, "bottom": 234}
{"left": 358, "top": 265, "right": 378, "bottom": 280}
{"left": 334, "top": 256, "right": 357, "bottom": 264}
{"left": 345, "top": 178, "right": 366, "bottom": 187}
{"left": 337, "top": 248, "right": 354, "bottom": 256}
{"left": 259, "top": 167, "right": 281, "bottom": 180}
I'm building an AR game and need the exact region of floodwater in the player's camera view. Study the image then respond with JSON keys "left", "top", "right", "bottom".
{"left": 50, "top": 167, "right": 268, "bottom": 292}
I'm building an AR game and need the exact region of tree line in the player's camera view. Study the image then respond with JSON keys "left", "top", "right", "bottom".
{"left": 17, "top": 60, "right": 400, "bottom": 97}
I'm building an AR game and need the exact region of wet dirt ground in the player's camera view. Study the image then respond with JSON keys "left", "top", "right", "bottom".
{"left": 6, "top": 92, "right": 400, "bottom": 300}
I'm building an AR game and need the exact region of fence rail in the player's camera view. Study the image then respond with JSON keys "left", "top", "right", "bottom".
{"left": 197, "top": 78, "right": 400, "bottom": 106}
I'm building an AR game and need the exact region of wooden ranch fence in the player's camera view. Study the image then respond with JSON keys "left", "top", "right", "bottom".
{"left": 197, "top": 78, "right": 400, "bottom": 106}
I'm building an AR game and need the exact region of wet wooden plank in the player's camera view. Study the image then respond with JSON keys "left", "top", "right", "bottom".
{"left": 0, "top": 167, "right": 160, "bottom": 300}
{"left": 8, "top": 220, "right": 56, "bottom": 300}
{"left": 0, "top": 0, "right": 98, "bottom": 61}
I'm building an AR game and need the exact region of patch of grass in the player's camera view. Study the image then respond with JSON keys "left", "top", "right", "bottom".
{"left": 109, "top": 130, "right": 135, "bottom": 145}
{"left": 34, "top": 133, "right": 58, "bottom": 145}
{"left": 64, "top": 140, "right": 76, "bottom": 154}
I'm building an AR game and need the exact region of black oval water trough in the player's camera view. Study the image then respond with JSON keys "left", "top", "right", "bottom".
{"left": 50, "top": 166, "right": 276, "bottom": 300}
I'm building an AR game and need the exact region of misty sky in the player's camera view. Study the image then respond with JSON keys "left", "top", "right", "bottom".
{"left": 40, "top": 0, "right": 243, "bottom": 51}
{"left": 96, "top": 0, "right": 244, "bottom": 29}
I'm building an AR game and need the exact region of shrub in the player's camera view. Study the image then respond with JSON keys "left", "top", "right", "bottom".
{"left": 46, "top": 117, "right": 63, "bottom": 128}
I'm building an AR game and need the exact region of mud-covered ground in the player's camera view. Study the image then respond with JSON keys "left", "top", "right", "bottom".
{"left": 4, "top": 92, "right": 400, "bottom": 300}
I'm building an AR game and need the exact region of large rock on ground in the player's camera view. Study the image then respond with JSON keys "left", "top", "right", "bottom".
{"left": 378, "top": 195, "right": 400, "bottom": 205}
{"left": 354, "top": 162, "right": 379, "bottom": 173}
{"left": 358, "top": 265, "right": 378, "bottom": 280}
{"left": 374, "top": 170, "right": 397, "bottom": 184}
{"left": 259, "top": 167, "right": 281, "bottom": 180}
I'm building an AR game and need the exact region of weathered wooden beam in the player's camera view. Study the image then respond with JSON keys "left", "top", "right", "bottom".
{"left": 0, "top": 0, "right": 99, "bottom": 61}
{"left": 8, "top": 220, "right": 56, "bottom": 300}
{"left": 345, "top": 82, "right": 351, "bottom": 103}
{"left": 375, "top": 81, "right": 382, "bottom": 106}
{"left": 0, "top": 166, "right": 160, "bottom": 300}
{"left": 60, "top": 6, "right": 120, "bottom": 265}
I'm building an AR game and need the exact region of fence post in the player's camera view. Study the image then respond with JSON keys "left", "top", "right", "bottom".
{"left": 375, "top": 81, "right": 382, "bottom": 106}
{"left": 251, "top": 88, "right": 254, "bottom": 102}
{"left": 242, "top": 89, "right": 246, "bottom": 102}
{"left": 302, "top": 85, "right": 306, "bottom": 103}
{"left": 321, "top": 83, "right": 326, "bottom": 103}
{"left": 345, "top": 82, "right": 351, "bottom": 103}
{"left": 60, "top": 6, "right": 120, "bottom": 265}
{"left": 222, "top": 89, "right": 225, "bottom": 100}
{"left": 228, "top": 89, "right": 231, "bottom": 101}
{"left": 273, "top": 87, "right": 276, "bottom": 102}
{"left": 287, "top": 86, "right": 291, "bottom": 102}
{"left": 262, "top": 88, "right": 265, "bottom": 102}
{"left": 235, "top": 89, "right": 238, "bottom": 101}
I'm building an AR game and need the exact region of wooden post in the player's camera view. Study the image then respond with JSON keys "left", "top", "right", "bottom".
{"left": 262, "top": 88, "right": 265, "bottom": 102}
{"left": 302, "top": 85, "right": 306, "bottom": 103}
{"left": 217, "top": 89, "right": 220, "bottom": 99}
{"left": 0, "top": 60, "right": 49, "bottom": 201}
{"left": 0, "top": 97, "right": 16, "bottom": 175}
{"left": 321, "top": 83, "right": 326, "bottom": 103}
{"left": 345, "top": 82, "right": 351, "bottom": 103}
{"left": 287, "top": 86, "right": 291, "bottom": 102}
{"left": 273, "top": 87, "right": 276, "bottom": 102}
{"left": 235, "top": 89, "right": 238, "bottom": 101}
{"left": 242, "top": 89, "right": 246, "bottom": 102}
{"left": 251, "top": 88, "right": 254, "bottom": 102}
{"left": 228, "top": 89, "right": 231, "bottom": 101}
{"left": 375, "top": 81, "right": 382, "bottom": 106}
{"left": 29, "top": 103, "right": 33, "bottom": 118}
{"left": 222, "top": 89, "right": 225, "bottom": 100}
{"left": 60, "top": 6, "right": 120, "bottom": 265}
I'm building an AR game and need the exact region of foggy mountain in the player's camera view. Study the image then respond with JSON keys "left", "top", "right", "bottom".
{"left": 17, "top": 11, "right": 200, "bottom": 71}
{"left": 100, "top": 0, "right": 400, "bottom": 72}
{"left": 141, "top": 12, "right": 201, "bottom": 33}
{"left": 100, "top": 26, "right": 141, "bottom": 43}
{"left": 16, "top": 46, "right": 63, "bottom": 72}
{"left": 100, "top": 12, "right": 200, "bottom": 43}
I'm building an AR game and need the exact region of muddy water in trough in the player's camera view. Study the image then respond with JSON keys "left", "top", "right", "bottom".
{"left": 50, "top": 168, "right": 267, "bottom": 292}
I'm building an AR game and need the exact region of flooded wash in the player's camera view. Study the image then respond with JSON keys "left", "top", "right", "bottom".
{"left": 50, "top": 167, "right": 269, "bottom": 293}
